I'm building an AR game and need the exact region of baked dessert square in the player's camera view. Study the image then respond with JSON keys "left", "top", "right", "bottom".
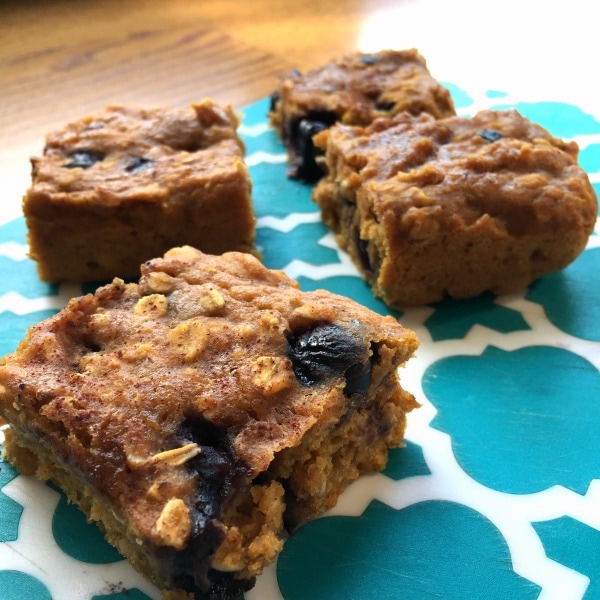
{"left": 24, "top": 100, "right": 256, "bottom": 282}
{"left": 0, "top": 246, "right": 419, "bottom": 599}
{"left": 269, "top": 48, "right": 455, "bottom": 182}
{"left": 312, "top": 109, "right": 598, "bottom": 307}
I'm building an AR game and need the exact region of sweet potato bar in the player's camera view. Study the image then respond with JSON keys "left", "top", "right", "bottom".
{"left": 312, "top": 109, "right": 598, "bottom": 306}
{"left": 24, "top": 101, "right": 256, "bottom": 282}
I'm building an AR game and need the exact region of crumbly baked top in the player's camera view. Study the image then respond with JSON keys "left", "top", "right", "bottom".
{"left": 28, "top": 100, "right": 245, "bottom": 204}
{"left": 315, "top": 108, "right": 597, "bottom": 237}
{"left": 269, "top": 48, "right": 455, "bottom": 181}
{"left": 273, "top": 49, "right": 455, "bottom": 125}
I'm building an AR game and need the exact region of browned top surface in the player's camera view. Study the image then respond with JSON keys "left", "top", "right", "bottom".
{"left": 316, "top": 109, "right": 598, "bottom": 238}
{"left": 26, "top": 100, "right": 246, "bottom": 205}
{"left": 274, "top": 49, "right": 455, "bottom": 125}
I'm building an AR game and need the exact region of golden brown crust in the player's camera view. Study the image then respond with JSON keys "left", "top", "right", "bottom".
{"left": 271, "top": 49, "right": 455, "bottom": 129}
{"left": 0, "top": 246, "right": 418, "bottom": 598}
{"left": 269, "top": 49, "right": 455, "bottom": 181}
{"left": 313, "top": 109, "right": 598, "bottom": 306}
{"left": 24, "top": 100, "right": 256, "bottom": 282}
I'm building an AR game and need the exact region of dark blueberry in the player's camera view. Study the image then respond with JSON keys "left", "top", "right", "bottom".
{"left": 285, "top": 110, "right": 337, "bottom": 181}
{"left": 171, "top": 416, "right": 253, "bottom": 596}
{"left": 478, "top": 129, "right": 502, "bottom": 143}
{"left": 288, "top": 68, "right": 302, "bottom": 78}
{"left": 298, "top": 119, "right": 328, "bottom": 157}
{"left": 356, "top": 237, "right": 375, "bottom": 278}
{"left": 65, "top": 150, "right": 105, "bottom": 169}
{"left": 291, "top": 117, "right": 330, "bottom": 182}
{"left": 360, "top": 54, "right": 378, "bottom": 66}
{"left": 194, "top": 446, "right": 232, "bottom": 482}
{"left": 375, "top": 100, "right": 396, "bottom": 112}
{"left": 344, "top": 359, "right": 372, "bottom": 398}
{"left": 288, "top": 323, "right": 372, "bottom": 400}
{"left": 172, "top": 565, "right": 250, "bottom": 600}
{"left": 178, "top": 416, "right": 250, "bottom": 514}
{"left": 288, "top": 324, "right": 355, "bottom": 386}
{"left": 178, "top": 415, "right": 224, "bottom": 448}
{"left": 125, "top": 156, "right": 155, "bottom": 174}
{"left": 269, "top": 90, "right": 280, "bottom": 113}
{"left": 205, "top": 571, "right": 255, "bottom": 600}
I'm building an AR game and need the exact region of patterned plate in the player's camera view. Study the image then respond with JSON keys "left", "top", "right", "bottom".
{"left": 1, "top": 86, "right": 599, "bottom": 600}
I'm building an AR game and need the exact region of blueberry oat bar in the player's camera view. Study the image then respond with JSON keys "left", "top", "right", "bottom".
{"left": 0, "top": 246, "right": 419, "bottom": 599}
{"left": 269, "top": 49, "right": 455, "bottom": 182}
{"left": 313, "top": 109, "right": 598, "bottom": 306}
{"left": 24, "top": 100, "right": 256, "bottom": 282}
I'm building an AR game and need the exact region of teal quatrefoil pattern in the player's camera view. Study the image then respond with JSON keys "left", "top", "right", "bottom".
{"left": 1, "top": 85, "right": 599, "bottom": 599}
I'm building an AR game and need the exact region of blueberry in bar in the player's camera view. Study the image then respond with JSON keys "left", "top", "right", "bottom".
{"left": 269, "top": 49, "right": 455, "bottom": 182}
{"left": 23, "top": 100, "right": 256, "bottom": 282}
{"left": 0, "top": 246, "right": 419, "bottom": 599}
{"left": 312, "top": 109, "right": 598, "bottom": 307}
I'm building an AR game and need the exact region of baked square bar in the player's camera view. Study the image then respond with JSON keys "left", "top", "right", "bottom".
{"left": 312, "top": 109, "right": 598, "bottom": 307}
{"left": 24, "top": 100, "right": 256, "bottom": 282}
{"left": 0, "top": 246, "right": 419, "bottom": 599}
{"left": 269, "top": 49, "right": 455, "bottom": 182}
